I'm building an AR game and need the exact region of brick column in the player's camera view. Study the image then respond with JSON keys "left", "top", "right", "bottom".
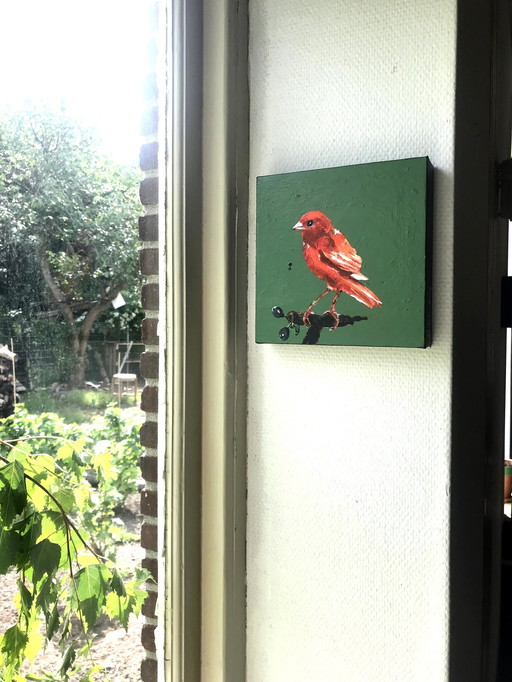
{"left": 139, "top": 2, "right": 160, "bottom": 680}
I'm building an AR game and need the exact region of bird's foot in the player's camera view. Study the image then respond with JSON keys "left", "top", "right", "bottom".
{"left": 302, "top": 310, "right": 313, "bottom": 327}
{"left": 324, "top": 310, "right": 339, "bottom": 330}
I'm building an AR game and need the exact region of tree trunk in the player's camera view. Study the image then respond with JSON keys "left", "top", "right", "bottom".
{"left": 38, "top": 246, "right": 125, "bottom": 388}
{"left": 69, "top": 357, "right": 86, "bottom": 389}
{"left": 67, "top": 295, "right": 123, "bottom": 388}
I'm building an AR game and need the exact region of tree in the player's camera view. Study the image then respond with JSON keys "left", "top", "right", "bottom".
{"left": 0, "top": 110, "right": 141, "bottom": 388}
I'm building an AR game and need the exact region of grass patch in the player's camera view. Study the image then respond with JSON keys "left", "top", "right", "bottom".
{"left": 22, "top": 389, "right": 138, "bottom": 423}
{"left": 66, "top": 389, "right": 114, "bottom": 408}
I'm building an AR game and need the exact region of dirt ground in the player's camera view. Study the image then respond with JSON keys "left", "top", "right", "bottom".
{"left": 0, "top": 496, "right": 147, "bottom": 681}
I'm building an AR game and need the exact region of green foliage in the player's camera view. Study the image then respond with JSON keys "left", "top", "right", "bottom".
{"left": 22, "top": 391, "right": 121, "bottom": 424}
{"left": 0, "top": 109, "right": 141, "bottom": 302}
{"left": 0, "top": 405, "right": 144, "bottom": 554}
{"left": 64, "top": 392, "right": 114, "bottom": 410}
{"left": 0, "top": 108, "right": 142, "bottom": 387}
{"left": 81, "top": 406, "right": 144, "bottom": 550}
{"left": 0, "top": 430, "right": 149, "bottom": 681}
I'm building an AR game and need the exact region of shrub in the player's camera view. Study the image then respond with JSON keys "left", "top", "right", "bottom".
{"left": 0, "top": 405, "right": 148, "bottom": 679}
{"left": 0, "top": 404, "right": 144, "bottom": 553}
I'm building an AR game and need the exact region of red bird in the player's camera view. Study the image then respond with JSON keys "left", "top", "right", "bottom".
{"left": 292, "top": 210, "right": 382, "bottom": 328}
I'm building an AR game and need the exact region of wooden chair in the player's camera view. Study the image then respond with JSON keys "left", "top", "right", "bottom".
{"left": 111, "top": 373, "right": 138, "bottom": 404}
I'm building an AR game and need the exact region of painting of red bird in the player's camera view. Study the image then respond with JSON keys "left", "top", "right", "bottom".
{"left": 292, "top": 210, "right": 382, "bottom": 328}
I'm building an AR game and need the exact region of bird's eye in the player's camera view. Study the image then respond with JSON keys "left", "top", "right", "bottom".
{"left": 306, "top": 219, "right": 314, "bottom": 227}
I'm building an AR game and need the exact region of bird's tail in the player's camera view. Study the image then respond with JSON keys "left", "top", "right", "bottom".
{"left": 345, "top": 278, "right": 382, "bottom": 308}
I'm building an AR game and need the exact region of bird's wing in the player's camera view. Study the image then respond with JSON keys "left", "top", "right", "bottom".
{"left": 317, "top": 233, "right": 366, "bottom": 277}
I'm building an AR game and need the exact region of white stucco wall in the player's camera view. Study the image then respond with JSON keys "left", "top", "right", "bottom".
{"left": 246, "top": 2, "right": 456, "bottom": 681}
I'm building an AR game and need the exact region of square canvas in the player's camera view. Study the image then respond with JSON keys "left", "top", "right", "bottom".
{"left": 255, "top": 157, "right": 433, "bottom": 347}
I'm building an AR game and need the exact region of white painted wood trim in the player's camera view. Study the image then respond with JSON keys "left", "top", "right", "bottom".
{"left": 164, "top": 0, "right": 203, "bottom": 679}
{"left": 163, "top": 0, "right": 247, "bottom": 680}
{"left": 202, "top": 0, "right": 248, "bottom": 680}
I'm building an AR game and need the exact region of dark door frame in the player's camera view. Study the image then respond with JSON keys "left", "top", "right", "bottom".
{"left": 450, "top": 1, "right": 512, "bottom": 679}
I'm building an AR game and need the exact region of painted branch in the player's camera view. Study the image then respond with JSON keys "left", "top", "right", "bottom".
{"left": 286, "top": 311, "right": 368, "bottom": 345}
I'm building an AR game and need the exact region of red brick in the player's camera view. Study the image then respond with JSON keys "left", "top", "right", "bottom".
{"left": 141, "top": 657, "right": 158, "bottom": 682}
{"left": 139, "top": 215, "right": 158, "bottom": 242}
{"left": 141, "top": 489, "right": 158, "bottom": 517}
{"left": 140, "top": 421, "right": 158, "bottom": 448}
{"left": 141, "top": 624, "right": 156, "bottom": 652}
{"left": 140, "top": 248, "right": 159, "bottom": 275}
{"left": 140, "top": 141, "right": 158, "bottom": 172}
{"left": 140, "top": 351, "right": 159, "bottom": 378}
{"left": 140, "top": 177, "right": 158, "bottom": 206}
{"left": 141, "top": 283, "right": 159, "bottom": 310}
{"left": 142, "top": 558, "right": 159, "bottom": 584}
{"left": 141, "top": 522, "right": 158, "bottom": 551}
{"left": 140, "top": 455, "right": 158, "bottom": 482}
{"left": 141, "top": 385, "right": 158, "bottom": 413}
{"left": 141, "top": 317, "right": 159, "bottom": 345}
{"left": 141, "top": 589, "right": 158, "bottom": 618}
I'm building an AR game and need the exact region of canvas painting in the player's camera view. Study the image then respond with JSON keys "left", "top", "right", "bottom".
{"left": 255, "top": 157, "right": 433, "bottom": 347}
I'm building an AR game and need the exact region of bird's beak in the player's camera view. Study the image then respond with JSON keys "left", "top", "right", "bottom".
{"left": 292, "top": 221, "right": 304, "bottom": 231}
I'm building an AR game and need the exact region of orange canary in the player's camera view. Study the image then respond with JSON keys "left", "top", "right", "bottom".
{"left": 292, "top": 210, "right": 382, "bottom": 327}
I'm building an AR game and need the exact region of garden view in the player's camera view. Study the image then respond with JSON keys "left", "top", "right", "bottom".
{"left": 0, "top": 108, "right": 149, "bottom": 680}
{"left": 0, "top": 0, "right": 152, "bottom": 675}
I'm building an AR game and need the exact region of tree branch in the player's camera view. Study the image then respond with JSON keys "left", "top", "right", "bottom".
{"left": 0, "top": 449, "right": 104, "bottom": 563}
{"left": 37, "top": 246, "right": 75, "bottom": 326}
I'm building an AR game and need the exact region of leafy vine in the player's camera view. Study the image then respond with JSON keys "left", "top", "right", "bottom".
{"left": 0, "top": 434, "right": 149, "bottom": 681}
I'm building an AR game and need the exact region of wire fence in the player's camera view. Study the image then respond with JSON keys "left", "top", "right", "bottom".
{"left": 0, "top": 328, "right": 142, "bottom": 390}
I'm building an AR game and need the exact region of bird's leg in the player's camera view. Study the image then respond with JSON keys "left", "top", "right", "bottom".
{"left": 303, "top": 288, "right": 330, "bottom": 326}
{"left": 325, "top": 291, "right": 341, "bottom": 330}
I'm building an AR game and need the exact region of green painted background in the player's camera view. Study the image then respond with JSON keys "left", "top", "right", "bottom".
{"left": 255, "top": 157, "right": 432, "bottom": 348}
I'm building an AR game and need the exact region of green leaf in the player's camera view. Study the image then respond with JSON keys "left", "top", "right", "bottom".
{"left": 30, "top": 539, "right": 61, "bottom": 586}
{"left": 56, "top": 442, "right": 74, "bottom": 461}
{"left": 52, "top": 487, "right": 75, "bottom": 513}
{"left": 1, "top": 624, "right": 29, "bottom": 669}
{"left": 11, "top": 513, "right": 43, "bottom": 568}
{"left": 8, "top": 441, "right": 33, "bottom": 459}
{"left": 72, "top": 563, "right": 111, "bottom": 631}
{"left": 17, "top": 579, "right": 33, "bottom": 621}
{"left": 59, "top": 643, "right": 76, "bottom": 677}
{"left": 77, "top": 664, "right": 103, "bottom": 682}
{"left": 25, "top": 479, "right": 49, "bottom": 511}
{"left": 45, "top": 604, "right": 60, "bottom": 641}
{"left": 104, "top": 577, "right": 148, "bottom": 630}
{"left": 71, "top": 482, "right": 91, "bottom": 515}
{"left": 0, "top": 528, "right": 21, "bottom": 574}
{"left": 58, "top": 612, "right": 71, "bottom": 647}
{"left": 25, "top": 631, "right": 43, "bottom": 663}
{"left": 104, "top": 592, "right": 132, "bottom": 630}
{"left": 91, "top": 448, "right": 115, "bottom": 481}
{"left": 69, "top": 450, "right": 86, "bottom": 477}
{"left": 23, "top": 453, "right": 55, "bottom": 480}
{"left": 110, "top": 566, "right": 126, "bottom": 597}
{"left": 12, "top": 511, "right": 42, "bottom": 539}
{"left": 0, "top": 460, "right": 25, "bottom": 491}
{"left": 38, "top": 510, "right": 65, "bottom": 547}
{"left": 35, "top": 576, "right": 57, "bottom": 618}
{"left": 0, "top": 461, "right": 27, "bottom": 524}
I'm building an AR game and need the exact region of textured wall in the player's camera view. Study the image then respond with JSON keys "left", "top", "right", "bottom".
{"left": 246, "top": 2, "right": 456, "bottom": 681}
{"left": 138, "top": 2, "right": 160, "bottom": 679}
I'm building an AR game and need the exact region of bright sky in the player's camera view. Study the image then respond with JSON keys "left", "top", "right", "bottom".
{"left": 0, "top": 0, "right": 151, "bottom": 165}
